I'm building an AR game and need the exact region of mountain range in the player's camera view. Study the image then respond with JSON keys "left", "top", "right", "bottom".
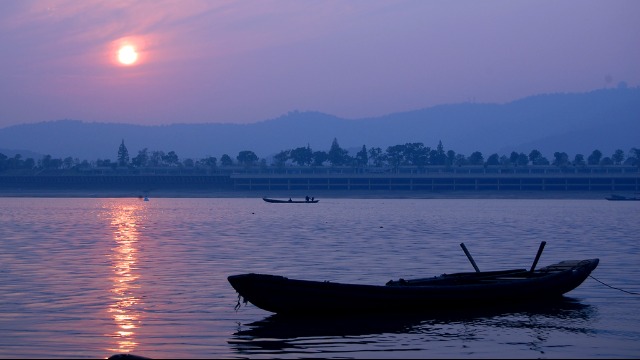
{"left": 1, "top": 87, "right": 638, "bottom": 162}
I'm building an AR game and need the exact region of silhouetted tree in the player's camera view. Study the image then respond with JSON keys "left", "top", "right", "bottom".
{"left": 39, "top": 155, "right": 55, "bottom": 169}
{"left": 6, "top": 154, "right": 24, "bottom": 170}
{"left": 509, "top": 151, "right": 519, "bottom": 166}
{"left": 237, "top": 150, "right": 258, "bottom": 166}
{"left": 200, "top": 156, "right": 217, "bottom": 168}
{"left": 553, "top": 152, "right": 570, "bottom": 167}
{"left": 468, "top": 151, "right": 484, "bottom": 165}
{"left": 612, "top": 149, "right": 625, "bottom": 165}
{"left": 163, "top": 151, "right": 179, "bottom": 166}
{"left": 600, "top": 156, "right": 614, "bottom": 165}
{"left": 312, "top": 151, "right": 328, "bottom": 166}
{"left": 529, "top": 149, "right": 550, "bottom": 165}
{"left": 573, "top": 154, "right": 586, "bottom": 166}
{"left": 24, "top": 158, "right": 36, "bottom": 170}
{"left": 588, "top": 150, "right": 602, "bottom": 165}
{"left": 516, "top": 153, "right": 529, "bottom": 166}
{"left": 328, "top": 138, "right": 349, "bottom": 166}
{"left": 433, "top": 140, "right": 447, "bottom": 165}
{"left": 405, "top": 143, "right": 429, "bottom": 166}
{"left": 629, "top": 147, "right": 640, "bottom": 166}
{"left": 131, "top": 148, "right": 149, "bottom": 167}
{"left": 62, "top": 157, "right": 75, "bottom": 169}
{"left": 78, "top": 160, "right": 91, "bottom": 169}
{"left": 485, "top": 153, "right": 500, "bottom": 166}
{"left": 290, "top": 146, "right": 313, "bottom": 166}
{"left": 273, "top": 150, "right": 290, "bottom": 167}
{"left": 385, "top": 145, "right": 405, "bottom": 169}
{"left": 117, "top": 139, "right": 129, "bottom": 166}
{"left": 355, "top": 145, "right": 368, "bottom": 167}
{"left": 96, "top": 158, "right": 114, "bottom": 168}
{"left": 538, "top": 157, "right": 550, "bottom": 165}
{"left": 0, "top": 153, "right": 7, "bottom": 172}
{"left": 148, "top": 151, "right": 165, "bottom": 167}
{"left": 446, "top": 150, "right": 456, "bottom": 166}
{"left": 183, "top": 158, "right": 195, "bottom": 167}
{"left": 220, "top": 154, "right": 233, "bottom": 166}
{"left": 368, "top": 147, "right": 384, "bottom": 167}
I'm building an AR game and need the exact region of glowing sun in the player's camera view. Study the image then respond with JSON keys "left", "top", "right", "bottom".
{"left": 117, "top": 45, "right": 139, "bottom": 65}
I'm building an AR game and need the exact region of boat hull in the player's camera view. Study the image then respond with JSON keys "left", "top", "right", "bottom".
{"left": 262, "top": 197, "right": 319, "bottom": 203}
{"left": 228, "top": 259, "right": 599, "bottom": 315}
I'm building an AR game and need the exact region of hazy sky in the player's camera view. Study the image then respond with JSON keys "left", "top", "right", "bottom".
{"left": 1, "top": 0, "right": 638, "bottom": 128}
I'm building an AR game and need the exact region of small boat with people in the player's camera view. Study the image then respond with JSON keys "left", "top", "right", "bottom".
{"left": 262, "top": 196, "right": 319, "bottom": 203}
{"left": 228, "top": 242, "right": 599, "bottom": 315}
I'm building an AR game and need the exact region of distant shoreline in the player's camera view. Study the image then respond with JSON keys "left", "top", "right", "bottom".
{"left": 0, "top": 188, "right": 617, "bottom": 200}
{"left": 2, "top": 170, "right": 637, "bottom": 200}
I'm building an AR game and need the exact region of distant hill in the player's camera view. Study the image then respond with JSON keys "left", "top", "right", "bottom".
{"left": 0, "top": 87, "right": 638, "bottom": 161}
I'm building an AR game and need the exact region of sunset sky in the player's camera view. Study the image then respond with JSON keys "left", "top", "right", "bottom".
{"left": 1, "top": 0, "right": 638, "bottom": 128}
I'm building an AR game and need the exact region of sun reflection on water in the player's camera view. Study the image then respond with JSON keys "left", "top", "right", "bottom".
{"left": 106, "top": 201, "right": 146, "bottom": 354}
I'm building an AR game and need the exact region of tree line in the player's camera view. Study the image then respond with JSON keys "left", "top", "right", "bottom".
{"left": 1, "top": 138, "right": 639, "bottom": 173}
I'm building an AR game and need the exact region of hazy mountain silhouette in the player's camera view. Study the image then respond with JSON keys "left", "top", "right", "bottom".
{"left": 0, "top": 87, "right": 638, "bottom": 161}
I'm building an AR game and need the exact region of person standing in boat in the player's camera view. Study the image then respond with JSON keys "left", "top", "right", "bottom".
{"left": 305, "top": 196, "right": 310, "bottom": 202}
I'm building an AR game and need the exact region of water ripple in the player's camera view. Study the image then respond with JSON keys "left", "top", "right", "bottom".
{"left": 0, "top": 198, "right": 638, "bottom": 358}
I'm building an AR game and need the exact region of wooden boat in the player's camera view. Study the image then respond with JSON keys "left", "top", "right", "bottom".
{"left": 605, "top": 194, "right": 640, "bottom": 201}
{"left": 262, "top": 197, "right": 319, "bottom": 203}
{"left": 228, "top": 242, "right": 599, "bottom": 315}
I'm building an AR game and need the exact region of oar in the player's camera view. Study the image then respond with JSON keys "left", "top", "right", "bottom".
{"left": 460, "top": 242, "right": 480, "bottom": 272}
{"left": 529, "top": 241, "right": 547, "bottom": 272}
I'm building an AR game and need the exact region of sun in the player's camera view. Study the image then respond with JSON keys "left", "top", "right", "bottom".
{"left": 110, "top": 36, "right": 148, "bottom": 67}
{"left": 117, "top": 45, "right": 139, "bottom": 65}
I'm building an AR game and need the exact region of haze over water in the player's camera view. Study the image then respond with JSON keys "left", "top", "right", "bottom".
{"left": 0, "top": 197, "right": 638, "bottom": 358}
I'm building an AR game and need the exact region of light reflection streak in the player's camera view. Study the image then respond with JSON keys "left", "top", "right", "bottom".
{"left": 106, "top": 201, "right": 145, "bottom": 354}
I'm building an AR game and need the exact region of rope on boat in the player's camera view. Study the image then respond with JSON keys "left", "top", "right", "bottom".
{"left": 589, "top": 275, "right": 640, "bottom": 295}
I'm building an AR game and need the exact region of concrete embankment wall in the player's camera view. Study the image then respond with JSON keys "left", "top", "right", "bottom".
{"left": 0, "top": 173, "right": 637, "bottom": 198}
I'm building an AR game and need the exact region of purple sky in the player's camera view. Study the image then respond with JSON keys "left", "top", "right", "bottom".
{"left": 1, "top": 0, "right": 638, "bottom": 128}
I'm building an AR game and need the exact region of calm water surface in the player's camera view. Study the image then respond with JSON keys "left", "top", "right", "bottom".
{"left": 0, "top": 198, "right": 638, "bottom": 358}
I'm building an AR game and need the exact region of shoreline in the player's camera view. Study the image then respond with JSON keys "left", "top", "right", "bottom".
{"left": 0, "top": 188, "right": 618, "bottom": 200}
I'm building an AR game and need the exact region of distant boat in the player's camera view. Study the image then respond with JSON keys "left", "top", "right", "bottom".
{"left": 262, "top": 197, "right": 319, "bottom": 203}
{"left": 605, "top": 194, "right": 640, "bottom": 201}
